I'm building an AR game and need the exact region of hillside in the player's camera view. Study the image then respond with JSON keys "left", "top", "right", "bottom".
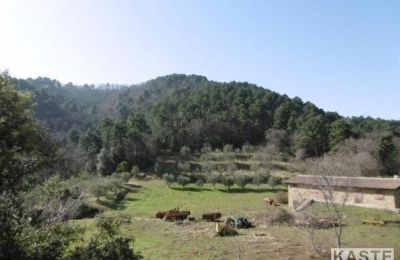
{"left": 12, "top": 74, "right": 400, "bottom": 174}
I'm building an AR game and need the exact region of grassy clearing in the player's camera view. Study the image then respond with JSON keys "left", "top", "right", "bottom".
{"left": 121, "top": 179, "right": 286, "bottom": 218}
{"left": 73, "top": 178, "right": 400, "bottom": 259}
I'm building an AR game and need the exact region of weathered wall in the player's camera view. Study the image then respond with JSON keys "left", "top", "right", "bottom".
{"left": 288, "top": 184, "right": 398, "bottom": 211}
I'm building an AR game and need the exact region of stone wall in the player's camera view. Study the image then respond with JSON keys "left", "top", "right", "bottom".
{"left": 288, "top": 184, "right": 398, "bottom": 211}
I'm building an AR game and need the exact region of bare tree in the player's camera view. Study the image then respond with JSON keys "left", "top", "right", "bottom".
{"left": 299, "top": 153, "right": 361, "bottom": 253}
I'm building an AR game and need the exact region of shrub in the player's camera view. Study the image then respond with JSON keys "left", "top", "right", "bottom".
{"left": 223, "top": 153, "right": 235, "bottom": 161}
{"left": 75, "top": 202, "right": 102, "bottom": 219}
{"left": 274, "top": 191, "right": 288, "bottom": 204}
{"left": 201, "top": 144, "right": 212, "bottom": 153}
{"left": 116, "top": 161, "right": 129, "bottom": 173}
{"left": 223, "top": 144, "right": 233, "bottom": 153}
{"left": 268, "top": 176, "right": 282, "bottom": 187}
{"left": 242, "top": 144, "right": 254, "bottom": 154}
{"left": 221, "top": 175, "right": 234, "bottom": 190}
{"left": 106, "top": 178, "right": 123, "bottom": 192}
{"left": 234, "top": 174, "right": 250, "bottom": 190}
{"left": 89, "top": 180, "right": 108, "bottom": 201}
{"left": 206, "top": 172, "right": 220, "bottom": 189}
{"left": 202, "top": 162, "right": 216, "bottom": 173}
{"left": 114, "top": 189, "right": 129, "bottom": 203}
{"left": 69, "top": 237, "right": 143, "bottom": 260}
{"left": 226, "top": 162, "right": 238, "bottom": 173}
{"left": 180, "top": 146, "right": 191, "bottom": 156}
{"left": 162, "top": 173, "right": 175, "bottom": 188}
{"left": 178, "top": 161, "right": 191, "bottom": 172}
{"left": 195, "top": 179, "right": 204, "bottom": 189}
{"left": 130, "top": 165, "right": 140, "bottom": 176}
{"left": 200, "top": 154, "right": 216, "bottom": 161}
{"left": 121, "top": 172, "right": 132, "bottom": 183}
{"left": 176, "top": 175, "right": 190, "bottom": 189}
{"left": 252, "top": 174, "right": 264, "bottom": 190}
{"left": 259, "top": 208, "right": 293, "bottom": 226}
{"left": 69, "top": 214, "right": 142, "bottom": 260}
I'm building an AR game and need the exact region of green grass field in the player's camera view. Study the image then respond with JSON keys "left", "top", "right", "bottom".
{"left": 74, "top": 178, "right": 400, "bottom": 260}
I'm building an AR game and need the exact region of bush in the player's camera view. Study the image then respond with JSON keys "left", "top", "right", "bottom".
{"left": 274, "top": 191, "right": 288, "bottom": 204}
{"left": 69, "top": 214, "right": 142, "bottom": 260}
{"left": 162, "top": 173, "right": 175, "bottom": 188}
{"left": 234, "top": 174, "right": 250, "bottom": 189}
{"left": 114, "top": 189, "right": 129, "bottom": 203}
{"left": 116, "top": 161, "right": 129, "bottom": 173}
{"left": 180, "top": 146, "right": 191, "bottom": 156}
{"left": 258, "top": 208, "right": 293, "bottom": 226}
{"left": 200, "top": 154, "right": 216, "bottom": 161}
{"left": 201, "top": 144, "right": 212, "bottom": 153}
{"left": 176, "top": 175, "right": 190, "bottom": 188}
{"left": 223, "top": 144, "right": 233, "bottom": 153}
{"left": 130, "top": 165, "right": 140, "bottom": 176}
{"left": 223, "top": 153, "right": 235, "bottom": 161}
{"left": 206, "top": 172, "right": 220, "bottom": 189}
{"left": 202, "top": 162, "right": 216, "bottom": 173}
{"left": 178, "top": 161, "right": 191, "bottom": 172}
{"left": 242, "top": 144, "right": 254, "bottom": 154}
{"left": 69, "top": 237, "right": 143, "bottom": 260}
{"left": 75, "top": 202, "right": 102, "bottom": 219}
{"left": 252, "top": 174, "right": 264, "bottom": 190}
{"left": 106, "top": 178, "right": 123, "bottom": 192}
{"left": 195, "top": 179, "right": 204, "bottom": 189}
{"left": 121, "top": 172, "right": 132, "bottom": 183}
{"left": 221, "top": 175, "right": 234, "bottom": 190}
{"left": 89, "top": 180, "right": 108, "bottom": 201}
{"left": 268, "top": 176, "right": 282, "bottom": 187}
{"left": 226, "top": 162, "right": 237, "bottom": 172}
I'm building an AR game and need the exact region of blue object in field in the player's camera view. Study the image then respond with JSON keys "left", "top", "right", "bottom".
{"left": 234, "top": 216, "right": 241, "bottom": 226}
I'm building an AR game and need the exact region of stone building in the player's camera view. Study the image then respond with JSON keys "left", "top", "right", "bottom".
{"left": 286, "top": 175, "right": 400, "bottom": 212}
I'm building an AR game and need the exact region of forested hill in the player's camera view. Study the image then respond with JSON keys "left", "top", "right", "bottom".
{"left": 12, "top": 74, "right": 400, "bottom": 170}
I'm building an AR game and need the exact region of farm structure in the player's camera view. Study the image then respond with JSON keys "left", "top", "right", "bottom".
{"left": 286, "top": 175, "right": 400, "bottom": 212}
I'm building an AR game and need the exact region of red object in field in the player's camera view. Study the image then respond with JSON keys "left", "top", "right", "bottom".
{"left": 155, "top": 209, "right": 190, "bottom": 220}
{"left": 202, "top": 212, "right": 222, "bottom": 221}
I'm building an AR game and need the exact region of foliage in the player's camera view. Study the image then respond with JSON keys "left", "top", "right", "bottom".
{"left": 180, "top": 146, "right": 191, "bottom": 156}
{"left": 206, "top": 172, "right": 220, "bottom": 189}
{"left": 268, "top": 176, "right": 282, "bottom": 187}
{"left": 221, "top": 175, "right": 234, "bottom": 190}
{"left": 176, "top": 175, "right": 190, "bottom": 188}
{"left": 68, "top": 214, "right": 142, "bottom": 260}
{"left": 116, "top": 161, "right": 129, "bottom": 173}
{"left": 130, "top": 165, "right": 140, "bottom": 176}
{"left": 258, "top": 208, "right": 293, "bottom": 225}
{"left": 195, "top": 179, "right": 204, "bottom": 189}
{"left": 378, "top": 134, "right": 398, "bottom": 174}
{"left": 252, "top": 174, "right": 264, "bottom": 190}
{"left": 234, "top": 174, "right": 250, "bottom": 190}
{"left": 162, "top": 173, "right": 175, "bottom": 188}
{"left": 223, "top": 144, "right": 233, "bottom": 153}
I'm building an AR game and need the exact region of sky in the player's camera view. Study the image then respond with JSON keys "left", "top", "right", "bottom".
{"left": 1, "top": 0, "right": 399, "bottom": 119}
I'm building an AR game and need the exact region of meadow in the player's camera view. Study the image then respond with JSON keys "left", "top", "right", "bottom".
{"left": 74, "top": 178, "right": 400, "bottom": 260}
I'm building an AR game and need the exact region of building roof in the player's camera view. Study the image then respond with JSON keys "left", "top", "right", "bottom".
{"left": 286, "top": 175, "right": 400, "bottom": 190}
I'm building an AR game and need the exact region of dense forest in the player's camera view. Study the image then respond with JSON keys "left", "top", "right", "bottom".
{"left": 11, "top": 74, "right": 400, "bottom": 176}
